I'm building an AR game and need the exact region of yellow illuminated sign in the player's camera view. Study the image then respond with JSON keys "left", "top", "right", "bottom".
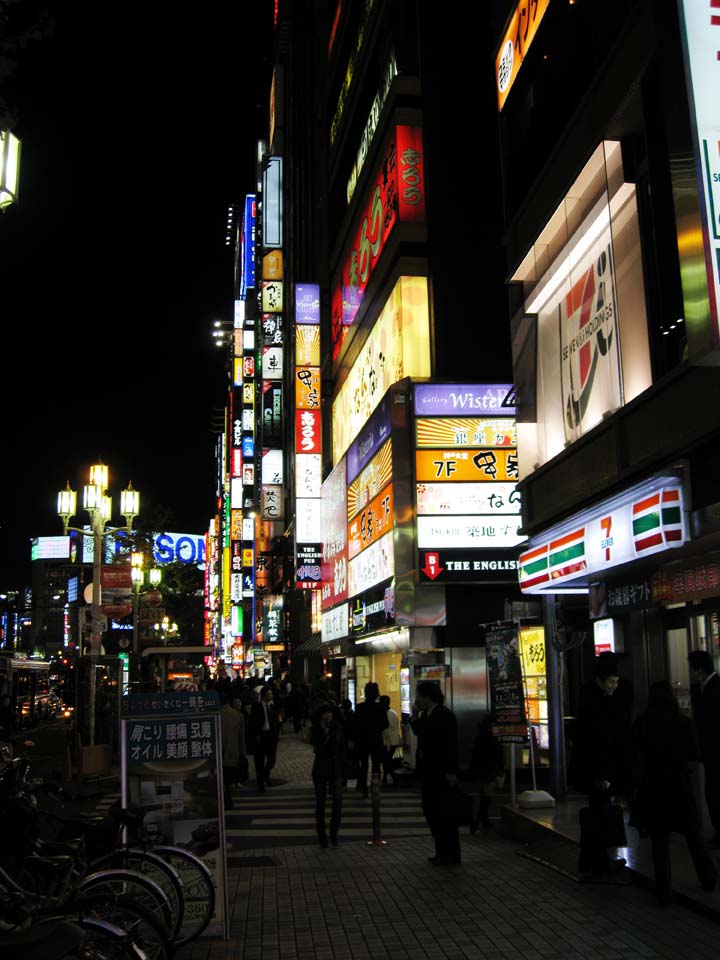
{"left": 496, "top": 0, "right": 550, "bottom": 111}
{"left": 332, "top": 276, "right": 430, "bottom": 463}
{"left": 415, "top": 449, "right": 518, "bottom": 483}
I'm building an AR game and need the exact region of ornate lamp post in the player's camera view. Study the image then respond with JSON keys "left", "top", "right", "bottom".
{"left": 57, "top": 463, "right": 140, "bottom": 747}
{"left": 131, "top": 552, "right": 162, "bottom": 664}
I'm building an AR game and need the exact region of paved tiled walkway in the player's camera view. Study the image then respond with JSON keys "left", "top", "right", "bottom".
{"left": 177, "top": 731, "right": 720, "bottom": 959}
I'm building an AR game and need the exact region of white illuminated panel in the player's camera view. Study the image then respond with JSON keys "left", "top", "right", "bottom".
{"left": 322, "top": 602, "right": 349, "bottom": 641}
{"left": 230, "top": 477, "right": 243, "bottom": 509}
{"left": 348, "top": 531, "right": 395, "bottom": 597}
{"left": 262, "top": 448, "right": 284, "bottom": 485}
{"left": 242, "top": 518, "right": 255, "bottom": 541}
{"left": 416, "top": 482, "right": 521, "bottom": 516}
{"left": 31, "top": 536, "right": 70, "bottom": 560}
{"left": 297, "top": 498, "right": 322, "bottom": 543}
{"left": 296, "top": 454, "right": 322, "bottom": 498}
{"left": 417, "top": 515, "right": 524, "bottom": 549}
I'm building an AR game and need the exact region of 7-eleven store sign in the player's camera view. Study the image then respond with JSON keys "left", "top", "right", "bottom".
{"left": 519, "top": 478, "right": 687, "bottom": 594}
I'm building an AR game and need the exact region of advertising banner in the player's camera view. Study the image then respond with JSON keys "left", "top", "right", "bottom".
{"left": 330, "top": 126, "right": 426, "bottom": 361}
{"left": 348, "top": 531, "right": 394, "bottom": 597}
{"left": 415, "top": 449, "right": 519, "bottom": 483}
{"left": 296, "top": 543, "right": 322, "bottom": 588}
{"left": 519, "top": 479, "right": 686, "bottom": 593}
{"left": 415, "top": 417, "right": 517, "bottom": 448}
{"left": 678, "top": 0, "right": 720, "bottom": 340}
{"left": 295, "top": 367, "right": 321, "bottom": 410}
{"left": 121, "top": 692, "right": 228, "bottom": 939}
{"left": 417, "top": 515, "right": 523, "bottom": 550}
{"left": 295, "top": 409, "right": 322, "bottom": 454}
{"left": 416, "top": 482, "right": 520, "bottom": 516}
{"left": 295, "top": 283, "right": 321, "bottom": 325}
{"left": 295, "top": 323, "right": 320, "bottom": 366}
{"left": 485, "top": 623, "right": 528, "bottom": 743}
{"left": 414, "top": 383, "right": 515, "bottom": 417}
{"left": 322, "top": 602, "right": 349, "bottom": 641}
{"left": 332, "top": 276, "right": 430, "bottom": 462}
{"left": 559, "top": 241, "right": 622, "bottom": 444}
{"left": 321, "top": 459, "right": 348, "bottom": 610}
{"left": 346, "top": 392, "right": 392, "bottom": 483}
{"left": 262, "top": 383, "right": 283, "bottom": 444}
{"left": 348, "top": 485, "right": 394, "bottom": 559}
{"left": 349, "top": 584, "right": 395, "bottom": 638}
{"left": 347, "top": 439, "right": 393, "bottom": 521}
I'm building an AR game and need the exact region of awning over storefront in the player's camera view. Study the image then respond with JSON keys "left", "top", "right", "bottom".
{"left": 294, "top": 634, "right": 323, "bottom": 656}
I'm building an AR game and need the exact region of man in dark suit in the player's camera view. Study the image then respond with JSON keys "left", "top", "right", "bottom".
{"left": 409, "top": 680, "right": 461, "bottom": 865}
{"left": 688, "top": 649, "right": 720, "bottom": 847}
{"left": 248, "top": 686, "right": 280, "bottom": 791}
{"left": 353, "top": 681, "right": 388, "bottom": 798}
{"left": 569, "top": 653, "right": 632, "bottom": 879}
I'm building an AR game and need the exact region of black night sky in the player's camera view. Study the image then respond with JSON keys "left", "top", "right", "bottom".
{"left": 0, "top": 2, "right": 275, "bottom": 588}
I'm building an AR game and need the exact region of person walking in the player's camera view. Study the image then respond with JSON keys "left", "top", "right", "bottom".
{"left": 631, "top": 680, "right": 717, "bottom": 904}
{"left": 220, "top": 692, "right": 247, "bottom": 809}
{"left": 248, "top": 685, "right": 280, "bottom": 791}
{"left": 310, "top": 702, "right": 346, "bottom": 847}
{"left": 353, "top": 681, "right": 388, "bottom": 798}
{"left": 379, "top": 695, "right": 402, "bottom": 786}
{"left": 568, "top": 653, "right": 633, "bottom": 881}
{"left": 469, "top": 713, "right": 505, "bottom": 831}
{"left": 409, "top": 680, "right": 461, "bottom": 866}
{"left": 688, "top": 649, "right": 720, "bottom": 847}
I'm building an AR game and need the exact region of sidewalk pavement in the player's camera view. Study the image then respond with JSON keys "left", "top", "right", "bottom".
{"left": 176, "top": 730, "right": 719, "bottom": 960}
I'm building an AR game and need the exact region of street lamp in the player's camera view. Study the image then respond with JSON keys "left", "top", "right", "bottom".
{"left": 131, "top": 552, "right": 161, "bottom": 663}
{"left": 57, "top": 463, "right": 140, "bottom": 747}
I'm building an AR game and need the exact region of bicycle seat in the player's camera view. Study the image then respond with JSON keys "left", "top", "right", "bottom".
{"left": 108, "top": 803, "right": 162, "bottom": 827}
{"left": 37, "top": 837, "right": 85, "bottom": 857}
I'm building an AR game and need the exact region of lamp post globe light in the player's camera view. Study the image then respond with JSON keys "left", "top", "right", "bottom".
{"left": 131, "top": 551, "right": 162, "bottom": 668}
{"left": 57, "top": 462, "right": 140, "bottom": 749}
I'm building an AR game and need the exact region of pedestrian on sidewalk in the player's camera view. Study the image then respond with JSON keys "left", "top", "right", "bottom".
{"left": 379, "top": 695, "right": 402, "bottom": 786}
{"left": 248, "top": 686, "right": 280, "bottom": 791}
{"left": 568, "top": 653, "right": 633, "bottom": 880}
{"left": 468, "top": 713, "right": 505, "bottom": 831}
{"left": 687, "top": 649, "right": 720, "bottom": 848}
{"left": 354, "top": 682, "right": 388, "bottom": 798}
{"left": 220, "top": 693, "right": 247, "bottom": 810}
{"left": 409, "top": 680, "right": 461, "bottom": 866}
{"left": 631, "top": 680, "right": 717, "bottom": 904}
{"left": 310, "top": 702, "right": 346, "bottom": 847}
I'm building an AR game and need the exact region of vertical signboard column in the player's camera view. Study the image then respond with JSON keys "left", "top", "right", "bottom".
{"left": 121, "top": 690, "right": 228, "bottom": 939}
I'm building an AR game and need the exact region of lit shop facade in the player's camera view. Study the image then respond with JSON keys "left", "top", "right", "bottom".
{"left": 496, "top": 0, "right": 720, "bottom": 730}
{"left": 321, "top": 373, "right": 526, "bottom": 761}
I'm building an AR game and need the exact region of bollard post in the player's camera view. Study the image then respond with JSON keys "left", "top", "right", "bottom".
{"left": 367, "top": 770, "right": 388, "bottom": 846}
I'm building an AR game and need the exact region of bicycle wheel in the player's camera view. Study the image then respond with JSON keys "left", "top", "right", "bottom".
{"left": 88, "top": 848, "right": 184, "bottom": 941}
{"left": 73, "top": 893, "right": 174, "bottom": 960}
{"left": 152, "top": 845, "right": 215, "bottom": 946}
{"left": 75, "top": 867, "right": 173, "bottom": 937}
{"left": 53, "top": 914, "right": 147, "bottom": 960}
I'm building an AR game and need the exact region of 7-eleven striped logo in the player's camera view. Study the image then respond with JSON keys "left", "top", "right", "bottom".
{"left": 632, "top": 487, "right": 684, "bottom": 555}
{"left": 519, "top": 544, "right": 550, "bottom": 590}
{"left": 549, "top": 527, "right": 587, "bottom": 580}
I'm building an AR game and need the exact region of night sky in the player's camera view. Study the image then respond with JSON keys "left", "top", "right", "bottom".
{"left": 0, "top": 2, "right": 275, "bottom": 589}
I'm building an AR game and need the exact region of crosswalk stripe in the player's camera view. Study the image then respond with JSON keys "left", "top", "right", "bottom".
{"left": 225, "top": 826, "right": 426, "bottom": 838}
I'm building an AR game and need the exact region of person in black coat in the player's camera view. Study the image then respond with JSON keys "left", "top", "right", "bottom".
{"left": 353, "top": 682, "right": 388, "bottom": 798}
{"left": 247, "top": 686, "right": 280, "bottom": 791}
{"left": 688, "top": 649, "right": 720, "bottom": 847}
{"left": 568, "top": 653, "right": 633, "bottom": 878}
{"left": 469, "top": 713, "right": 505, "bottom": 831}
{"left": 310, "top": 703, "right": 346, "bottom": 847}
{"left": 632, "top": 680, "right": 717, "bottom": 904}
{"left": 409, "top": 680, "right": 461, "bottom": 865}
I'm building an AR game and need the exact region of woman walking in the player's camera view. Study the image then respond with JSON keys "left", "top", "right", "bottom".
{"left": 310, "top": 702, "right": 346, "bottom": 847}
